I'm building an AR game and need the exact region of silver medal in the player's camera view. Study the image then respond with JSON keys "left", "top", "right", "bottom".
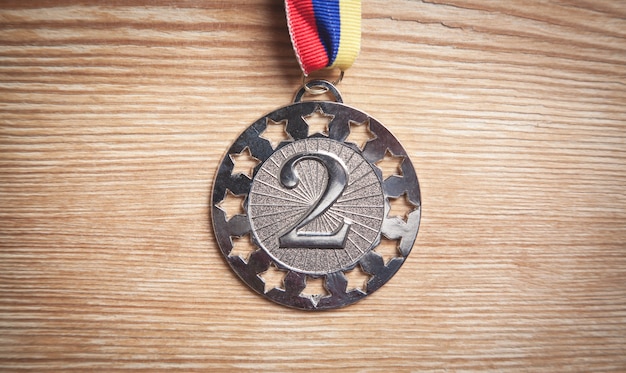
{"left": 212, "top": 81, "right": 420, "bottom": 310}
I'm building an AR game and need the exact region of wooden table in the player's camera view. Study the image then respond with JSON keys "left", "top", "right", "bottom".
{"left": 1, "top": 1, "right": 625, "bottom": 371}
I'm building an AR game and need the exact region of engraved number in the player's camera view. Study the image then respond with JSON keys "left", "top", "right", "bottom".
{"left": 278, "top": 151, "right": 352, "bottom": 248}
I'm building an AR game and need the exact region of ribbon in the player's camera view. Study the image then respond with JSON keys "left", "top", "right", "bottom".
{"left": 285, "top": 0, "right": 361, "bottom": 76}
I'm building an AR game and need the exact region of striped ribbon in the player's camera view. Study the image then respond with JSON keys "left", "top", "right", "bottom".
{"left": 285, "top": 0, "right": 361, "bottom": 75}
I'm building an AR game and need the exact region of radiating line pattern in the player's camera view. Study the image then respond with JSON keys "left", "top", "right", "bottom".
{"left": 248, "top": 138, "right": 384, "bottom": 274}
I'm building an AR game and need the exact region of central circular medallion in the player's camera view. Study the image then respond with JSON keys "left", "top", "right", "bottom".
{"left": 248, "top": 137, "right": 385, "bottom": 275}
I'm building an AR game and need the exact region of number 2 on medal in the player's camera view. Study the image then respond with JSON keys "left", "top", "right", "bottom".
{"left": 278, "top": 152, "right": 351, "bottom": 249}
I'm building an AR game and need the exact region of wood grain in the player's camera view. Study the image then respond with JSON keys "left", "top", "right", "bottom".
{"left": 1, "top": 0, "right": 625, "bottom": 371}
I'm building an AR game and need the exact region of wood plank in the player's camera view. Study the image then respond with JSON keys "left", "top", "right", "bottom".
{"left": 1, "top": 0, "right": 625, "bottom": 371}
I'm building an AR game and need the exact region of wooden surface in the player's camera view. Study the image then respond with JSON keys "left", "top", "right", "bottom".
{"left": 1, "top": 0, "right": 625, "bottom": 371}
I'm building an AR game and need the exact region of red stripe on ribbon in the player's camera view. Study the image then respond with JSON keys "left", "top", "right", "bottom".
{"left": 285, "top": 0, "right": 329, "bottom": 75}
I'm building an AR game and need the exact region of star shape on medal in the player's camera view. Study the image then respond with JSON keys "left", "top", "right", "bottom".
{"left": 258, "top": 263, "right": 287, "bottom": 294}
{"left": 300, "top": 276, "right": 329, "bottom": 307}
{"left": 387, "top": 192, "right": 418, "bottom": 222}
{"left": 303, "top": 106, "right": 334, "bottom": 136}
{"left": 229, "top": 234, "right": 257, "bottom": 263}
{"left": 347, "top": 118, "right": 377, "bottom": 150}
{"left": 375, "top": 148, "right": 405, "bottom": 181}
{"left": 343, "top": 265, "right": 371, "bottom": 293}
{"left": 373, "top": 237, "right": 401, "bottom": 265}
{"left": 229, "top": 146, "right": 260, "bottom": 179}
{"left": 260, "top": 118, "right": 291, "bottom": 149}
{"left": 216, "top": 189, "right": 245, "bottom": 221}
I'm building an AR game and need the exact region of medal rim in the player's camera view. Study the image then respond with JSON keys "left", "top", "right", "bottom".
{"left": 211, "top": 98, "right": 421, "bottom": 310}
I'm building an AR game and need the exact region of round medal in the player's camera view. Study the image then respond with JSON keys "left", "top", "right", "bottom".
{"left": 212, "top": 81, "right": 421, "bottom": 310}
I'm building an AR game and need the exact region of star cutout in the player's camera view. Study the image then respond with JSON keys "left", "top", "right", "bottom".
{"left": 373, "top": 238, "right": 401, "bottom": 265}
{"left": 344, "top": 265, "right": 371, "bottom": 293}
{"left": 303, "top": 107, "right": 334, "bottom": 136}
{"left": 388, "top": 192, "right": 417, "bottom": 221}
{"left": 229, "top": 234, "right": 257, "bottom": 263}
{"left": 258, "top": 263, "right": 287, "bottom": 294}
{"left": 216, "top": 189, "right": 245, "bottom": 220}
{"left": 376, "top": 149, "right": 405, "bottom": 180}
{"left": 260, "top": 118, "right": 291, "bottom": 149}
{"left": 300, "top": 276, "right": 328, "bottom": 306}
{"left": 229, "top": 146, "right": 260, "bottom": 178}
{"left": 347, "top": 119, "right": 376, "bottom": 149}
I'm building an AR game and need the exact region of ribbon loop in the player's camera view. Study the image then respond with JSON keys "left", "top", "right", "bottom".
{"left": 285, "top": 0, "right": 361, "bottom": 76}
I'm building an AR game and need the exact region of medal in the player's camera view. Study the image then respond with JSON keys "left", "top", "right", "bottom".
{"left": 212, "top": 0, "right": 421, "bottom": 310}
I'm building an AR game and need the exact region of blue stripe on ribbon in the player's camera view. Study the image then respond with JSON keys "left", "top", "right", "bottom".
{"left": 311, "top": 0, "right": 341, "bottom": 66}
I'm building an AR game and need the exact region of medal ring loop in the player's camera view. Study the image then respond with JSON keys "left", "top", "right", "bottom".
{"left": 294, "top": 79, "right": 344, "bottom": 104}
{"left": 301, "top": 70, "right": 344, "bottom": 95}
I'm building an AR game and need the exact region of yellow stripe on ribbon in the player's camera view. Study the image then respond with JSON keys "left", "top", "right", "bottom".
{"left": 330, "top": 0, "right": 361, "bottom": 71}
